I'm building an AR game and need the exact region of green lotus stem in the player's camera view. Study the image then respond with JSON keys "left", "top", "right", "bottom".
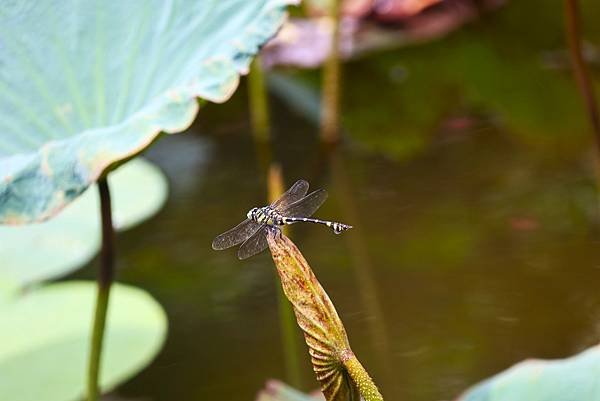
{"left": 342, "top": 351, "right": 384, "bottom": 401}
{"left": 248, "top": 57, "right": 270, "bottom": 142}
{"left": 320, "top": 0, "right": 342, "bottom": 143}
{"left": 267, "top": 165, "right": 303, "bottom": 387}
{"left": 87, "top": 177, "right": 115, "bottom": 401}
{"left": 276, "top": 286, "right": 303, "bottom": 386}
{"left": 564, "top": 0, "right": 600, "bottom": 149}
{"left": 300, "top": 0, "right": 310, "bottom": 16}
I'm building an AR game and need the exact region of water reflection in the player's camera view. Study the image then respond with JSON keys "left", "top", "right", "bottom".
{"left": 100, "top": 110, "right": 600, "bottom": 401}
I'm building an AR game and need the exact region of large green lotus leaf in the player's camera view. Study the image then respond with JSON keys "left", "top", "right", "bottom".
{"left": 0, "top": 0, "right": 294, "bottom": 224}
{"left": 0, "top": 281, "right": 167, "bottom": 401}
{"left": 0, "top": 158, "right": 167, "bottom": 291}
{"left": 457, "top": 345, "right": 600, "bottom": 401}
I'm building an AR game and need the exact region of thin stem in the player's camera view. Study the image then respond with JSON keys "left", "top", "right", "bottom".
{"left": 276, "top": 286, "right": 303, "bottom": 386}
{"left": 320, "top": 0, "right": 342, "bottom": 143}
{"left": 300, "top": 0, "right": 311, "bottom": 16}
{"left": 564, "top": 0, "right": 600, "bottom": 151}
{"left": 248, "top": 57, "right": 270, "bottom": 142}
{"left": 87, "top": 177, "right": 115, "bottom": 401}
{"left": 268, "top": 165, "right": 302, "bottom": 387}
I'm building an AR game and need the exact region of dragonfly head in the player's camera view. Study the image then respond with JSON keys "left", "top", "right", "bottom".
{"left": 247, "top": 207, "right": 258, "bottom": 220}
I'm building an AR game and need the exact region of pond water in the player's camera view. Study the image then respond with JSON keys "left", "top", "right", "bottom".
{"left": 76, "top": 1, "right": 600, "bottom": 400}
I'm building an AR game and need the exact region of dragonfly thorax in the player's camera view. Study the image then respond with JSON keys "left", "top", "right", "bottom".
{"left": 248, "top": 206, "right": 284, "bottom": 225}
{"left": 246, "top": 207, "right": 259, "bottom": 220}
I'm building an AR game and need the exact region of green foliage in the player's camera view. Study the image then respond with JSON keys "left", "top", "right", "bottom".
{"left": 458, "top": 345, "right": 600, "bottom": 400}
{"left": 0, "top": 159, "right": 167, "bottom": 291}
{"left": 0, "top": 0, "right": 294, "bottom": 224}
{"left": 0, "top": 281, "right": 167, "bottom": 401}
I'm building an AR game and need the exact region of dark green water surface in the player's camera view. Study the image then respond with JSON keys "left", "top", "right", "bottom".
{"left": 81, "top": 0, "right": 600, "bottom": 399}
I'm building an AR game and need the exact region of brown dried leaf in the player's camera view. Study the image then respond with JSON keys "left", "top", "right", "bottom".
{"left": 267, "top": 230, "right": 383, "bottom": 401}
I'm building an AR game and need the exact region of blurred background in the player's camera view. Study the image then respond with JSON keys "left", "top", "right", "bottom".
{"left": 66, "top": 0, "right": 600, "bottom": 399}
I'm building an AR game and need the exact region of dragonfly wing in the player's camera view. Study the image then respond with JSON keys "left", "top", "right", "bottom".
{"left": 212, "top": 219, "right": 262, "bottom": 250}
{"left": 283, "top": 189, "right": 328, "bottom": 218}
{"left": 238, "top": 225, "right": 269, "bottom": 260}
{"left": 270, "top": 180, "right": 310, "bottom": 211}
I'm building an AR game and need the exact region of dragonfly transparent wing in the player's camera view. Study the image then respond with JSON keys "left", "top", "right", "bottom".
{"left": 212, "top": 219, "right": 262, "bottom": 250}
{"left": 270, "top": 180, "right": 310, "bottom": 211}
{"left": 283, "top": 189, "right": 328, "bottom": 218}
{"left": 238, "top": 225, "right": 269, "bottom": 260}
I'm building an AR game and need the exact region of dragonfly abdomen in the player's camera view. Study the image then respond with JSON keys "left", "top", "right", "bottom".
{"left": 281, "top": 216, "right": 352, "bottom": 234}
{"left": 250, "top": 207, "right": 351, "bottom": 234}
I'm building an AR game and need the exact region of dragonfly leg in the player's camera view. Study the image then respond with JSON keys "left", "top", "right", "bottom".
{"left": 268, "top": 225, "right": 283, "bottom": 240}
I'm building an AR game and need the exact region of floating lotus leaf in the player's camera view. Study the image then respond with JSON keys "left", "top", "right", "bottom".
{"left": 0, "top": 281, "right": 167, "bottom": 401}
{"left": 0, "top": 0, "right": 294, "bottom": 224}
{"left": 0, "top": 158, "right": 167, "bottom": 291}
{"left": 457, "top": 345, "right": 600, "bottom": 401}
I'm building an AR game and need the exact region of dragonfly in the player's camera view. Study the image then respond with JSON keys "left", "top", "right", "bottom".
{"left": 212, "top": 180, "right": 352, "bottom": 260}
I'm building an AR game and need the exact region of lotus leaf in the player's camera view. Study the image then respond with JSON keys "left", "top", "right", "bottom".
{"left": 0, "top": 158, "right": 167, "bottom": 291}
{"left": 0, "top": 0, "right": 294, "bottom": 224}
{"left": 0, "top": 281, "right": 167, "bottom": 401}
{"left": 457, "top": 345, "right": 600, "bottom": 401}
